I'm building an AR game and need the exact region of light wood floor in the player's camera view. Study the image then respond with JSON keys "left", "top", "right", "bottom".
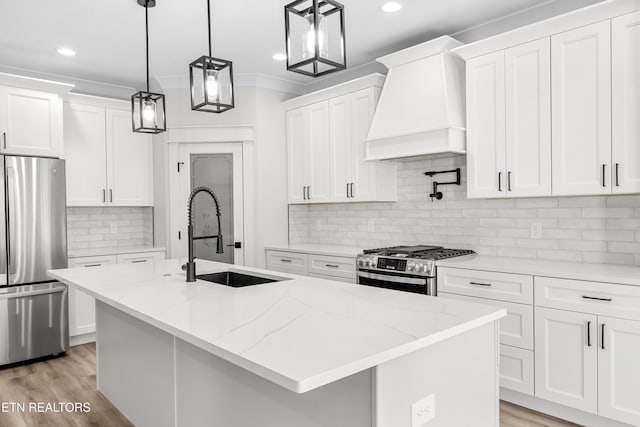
{"left": 0, "top": 343, "right": 581, "bottom": 427}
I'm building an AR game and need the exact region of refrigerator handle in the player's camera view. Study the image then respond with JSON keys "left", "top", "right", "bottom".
{"left": 5, "top": 167, "right": 12, "bottom": 271}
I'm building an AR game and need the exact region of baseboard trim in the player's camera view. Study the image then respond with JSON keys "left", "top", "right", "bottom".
{"left": 70, "top": 333, "right": 96, "bottom": 347}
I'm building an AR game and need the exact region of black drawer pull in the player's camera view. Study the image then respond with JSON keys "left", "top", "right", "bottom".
{"left": 470, "top": 282, "right": 492, "bottom": 287}
{"left": 132, "top": 259, "right": 148, "bottom": 263}
{"left": 325, "top": 264, "right": 339, "bottom": 268}
{"left": 280, "top": 259, "right": 292, "bottom": 263}
{"left": 582, "top": 295, "right": 612, "bottom": 302}
{"left": 84, "top": 264, "right": 101, "bottom": 267}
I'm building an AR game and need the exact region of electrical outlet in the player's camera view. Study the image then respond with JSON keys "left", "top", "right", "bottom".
{"left": 367, "top": 220, "right": 375, "bottom": 232}
{"left": 411, "top": 394, "right": 435, "bottom": 426}
{"left": 110, "top": 223, "right": 118, "bottom": 234}
{"left": 530, "top": 222, "right": 542, "bottom": 239}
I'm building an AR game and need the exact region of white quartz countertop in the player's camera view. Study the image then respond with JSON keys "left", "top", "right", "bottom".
{"left": 67, "top": 246, "right": 166, "bottom": 258}
{"left": 265, "top": 244, "right": 362, "bottom": 258}
{"left": 438, "top": 255, "right": 640, "bottom": 286}
{"left": 49, "top": 259, "right": 505, "bottom": 393}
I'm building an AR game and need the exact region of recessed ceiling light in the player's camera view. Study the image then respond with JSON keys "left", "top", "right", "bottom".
{"left": 272, "top": 52, "right": 287, "bottom": 61}
{"left": 57, "top": 47, "right": 76, "bottom": 57}
{"left": 381, "top": 2, "right": 402, "bottom": 13}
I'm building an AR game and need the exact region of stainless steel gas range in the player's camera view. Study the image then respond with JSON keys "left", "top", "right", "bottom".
{"left": 356, "top": 245, "right": 476, "bottom": 296}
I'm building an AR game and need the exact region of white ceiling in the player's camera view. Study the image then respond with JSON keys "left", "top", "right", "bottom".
{"left": 0, "top": 0, "right": 602, "bottom": 93}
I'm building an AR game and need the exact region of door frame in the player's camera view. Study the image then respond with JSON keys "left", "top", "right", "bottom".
{"left": 166, "top": 125, "right": 255, "bottom": 267}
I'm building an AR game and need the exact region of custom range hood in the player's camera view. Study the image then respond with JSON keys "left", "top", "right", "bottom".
{"left": 365, "top": 36, "right": 466, "bottom": 160}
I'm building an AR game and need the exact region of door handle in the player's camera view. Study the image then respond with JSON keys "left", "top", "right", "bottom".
{"left": 346, "top": 183, "right": 350, "bottom": 198}
{"left": 601, "top": 323, "right": 606, "bottom": 350}
{"left": 498, "top": 172, "right": 502, "bottom": 192}
{"left": 586, "top": 321, "right": 592, "bottom": 347}
{"left": 307, "top": 186, "right": 311, "bottom": 200}
{"left": 350, "top": 183, "right": 354, "bottom": 198}
{"left": 102, "top": 189, "right": 106, "bottom": 203}
{"left": 507, "top": 171, "right": 512, "bottom": 192}
{"left": 2, "top": 132, "right": 6, "bottom": 150}
{"left": 109, "top": 189, "right": 113, "bottom": 203}
{"left": 303, "top": 186, "right": 306, "bottom": 200}
{"left": 615, "top": 163, "right": 620, "bottom": 187}
{"left": 602, "top": 164, "right": 606, "bottom": 187}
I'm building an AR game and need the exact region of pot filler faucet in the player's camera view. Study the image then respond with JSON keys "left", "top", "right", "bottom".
{"left": 183, "top": 186, "right": 224, "bottom": 282}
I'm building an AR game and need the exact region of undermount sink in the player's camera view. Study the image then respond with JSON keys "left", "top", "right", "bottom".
{"left": 196, "top": 270, "right": 285, "bottom": 288}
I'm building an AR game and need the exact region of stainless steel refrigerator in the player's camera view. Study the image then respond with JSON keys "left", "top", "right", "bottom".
{"left": 0, "top": 155, "right": 68, "bottom": 365}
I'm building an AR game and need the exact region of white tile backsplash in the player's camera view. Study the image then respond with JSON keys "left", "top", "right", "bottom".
{"left": 67, "top": 207, "right": 153, "bottom": 252}
{"left": 289, "top": 155, "right": 640, "bottom": 265}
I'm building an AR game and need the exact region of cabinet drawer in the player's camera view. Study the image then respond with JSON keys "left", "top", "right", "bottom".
{"left": 116, "top": 251, "right": 165, "bottom": 264}
{"left": 439, "top": 292, "right": 533, "bottom": 350}
{"left": 266, "top": 250, "right": 308, "bottom": 275}
{"left": 535, "top": 276, "right": 640, "bottom": 321}
{"left": 309, "top": 273, "right": 356, "bottom": 284}
{"left": 308, "top": 254, "right": 355, "bottom": 280}
{"left": 500, "top": 345, "right": 534, "bottom": 396}
{"left": 437, "top": 267, "right": 533, "bottom": 304}
{"left": 68, "top": 255, "right": 117, "bottom": 268}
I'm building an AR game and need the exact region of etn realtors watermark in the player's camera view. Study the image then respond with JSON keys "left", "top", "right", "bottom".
{"left": 1, "top": 401, "right": 91, "bottom": 413}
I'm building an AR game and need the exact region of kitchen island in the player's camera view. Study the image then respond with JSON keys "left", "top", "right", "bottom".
{"left": 49, "top": 259, "right": 505, "bottom": 427}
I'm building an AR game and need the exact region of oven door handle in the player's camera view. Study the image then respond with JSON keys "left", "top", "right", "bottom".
{"left": 357, "top": 271, "right": 428, "bottom": 285}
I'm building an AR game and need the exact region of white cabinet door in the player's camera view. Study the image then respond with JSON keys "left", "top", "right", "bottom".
{"left": 350, "top": 88, "right": 378, "bottom": 201}
{"left": 307, "top": 102, "right": 330, "bottom": 203}
{"left": 106, "top": 109, "right": 153, "bottom": 206}
{"left": 598, "top": 316, "right": 640, "bottom": 426}
{"left": 64, "top": 103, "right": 108, "bottom": 206}
{"left": 534, "top": 307, "right": 598, "bottom": 413}
{"left": 466, "top": 51, "right": 506, "bottom": 198}
{"left": 0, "top": 86, "right": 63, "bottom": 158}
{"left": 286, "top": 108, "right": 307, "bottom": 203}
{"left": 329, "top": 95, "right": 351, "bottom": 201}
{"left": 552, "top": 21, "right": 612, "bottom": 196}
{"left": 67, "top": 255, "right": 117, "bottom": 336}
{"left": 612, "top": 11, "right": 640, "bottom": 194}
{"left": 505, "top": 38, "right": 552, "bottom": 197}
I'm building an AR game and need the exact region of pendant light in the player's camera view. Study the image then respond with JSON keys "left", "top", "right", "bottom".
{"left": 189, "top": 0, "right": 234, "bottom": 113}
{"left": 284, "top": 0, "right": 346, "bottom": 77}
{"left": 131, "top": 0, "right": 166, "bottom": 133}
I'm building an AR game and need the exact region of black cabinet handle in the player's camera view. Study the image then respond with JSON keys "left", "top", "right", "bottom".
{"left": 470, "top": 281, "right": 492, "bottom": 287}
{"left": 84, "top": 264, "right": 101, "bottom": 267}
{"left": 2, "top": 132, "right": 6, "bottom": 150}
{"left": 303, "top": 186, "right": 306, "bottom": 200}
{"left": 102, "top": 189, "right": 106, "bottom": 203}
{"left": 582, "top": 295, "right": 612, "bottom": 302}
{"left": 350, "top": 183, "right": 354, "bottom": 198}
{"left": 601, "top": 323, "right": 606, "bottom": 350}
{"left": 307, "top": 186, "right": 311, "bottom": 200}
{"left": 280, "top": 259, "right": 292, "bottom": 263}
{"left": 507, "top": 171, "right": 512, "bottom": 192}
{"left": 346, "top": 183, "right": 350, "bottom": 198}
{"left": 109, "top": 189, "right": 113, "bottom": 202}
{"left": 615, "top": 163, "right": 620, "bottom": 187}
{"left": 498, "top": 172, "right": 502, "bottom": 192}
{"left": 586, "top": 321, "right": 592, "bottom": 347}
{"left": 602, "top": 164, "right": 606, "bottom": 187}
{"left": 325, "top": 264, "right": 339, "bottom": 268}
{"left": 132, "top": 259, "right": 148, "bottom": 263}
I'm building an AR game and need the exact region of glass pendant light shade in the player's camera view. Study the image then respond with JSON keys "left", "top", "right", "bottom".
{"left": 189, "top": 56, "right": 234, "bottom": 113}
{"left": 285, "top": 0, "right": 345, "bottom": 77}
{"left": 189, "top": 0, "right": 235, "bottom": 113}
{"left": 132, "top": 91, "right": 166, "bottom": 133}
{"left": 131, "top": 0, "right": 166, "bottom": 134}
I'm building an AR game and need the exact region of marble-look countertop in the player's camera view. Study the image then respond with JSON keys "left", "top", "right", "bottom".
{"left": 264, "top": 244, "right": 362, "bottom": 258}
{"left": 49, "top": 259, "right": 505, "bottom": 393}
{"left": 438, "top": 255, "right": 640, "bottom": 286}
{"left": 67, "top": 246, "right": 166, "bottom": 258}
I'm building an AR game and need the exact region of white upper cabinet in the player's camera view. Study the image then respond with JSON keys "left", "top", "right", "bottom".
{"left": 505, "top": 38, "right": 552, "bottom": 197}
{"left": 598, "top": 316, "right": 640, "bottom": 426}
{"left": 612, "top": 11, "right": 640, "bottom": 194}
{"left": 64, "top": 103, "right": 107, "bottom": 205}
{"left": 0, "top": 86, "right": 64, "bottom": 158}
{"left": 64, "top": 95, "right": 153, "bottom": 207}
{"left": 551, "top": 21, "right": 612, "bottom": 196}
{"left": 466, "top": 51, "right": 506, "bottom": 199}
{"left": 106, "top": 109, "right": 153, "bottom": 206}
{"left": 285, "top": 75, "right": 396, "bottom": 204}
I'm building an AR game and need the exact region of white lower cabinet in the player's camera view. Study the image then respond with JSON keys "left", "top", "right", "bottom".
{"left": 266, "top": 249, "right": 356, "bottom": 283}
{"left": 598, "top": 316, "right": 640, "bottom": 426}
{"left": 68, "top": 250, "right": 166, "bottom": 340}
{"left": 534, "top": 307, "right": 598, "bottom": 413}
{"left": 67, "top": 255, "right": 117, "bottom": 337}
{"left": 535, "top": 307, "right": 640, "bottom": 425}
{"left": 500, "top": 344, "right": 535, "bottom": 396}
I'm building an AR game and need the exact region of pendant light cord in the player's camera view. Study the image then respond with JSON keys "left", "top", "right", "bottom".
{"left": 207, "top": 0, "right": 212, "bottom": 57}
{"left": 145, "top": 0, "right": 150, "bottom": 92}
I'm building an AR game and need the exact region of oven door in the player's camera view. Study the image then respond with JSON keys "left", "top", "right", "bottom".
{"left": 357, "top": 270, "right": 434, "bottom": 295}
